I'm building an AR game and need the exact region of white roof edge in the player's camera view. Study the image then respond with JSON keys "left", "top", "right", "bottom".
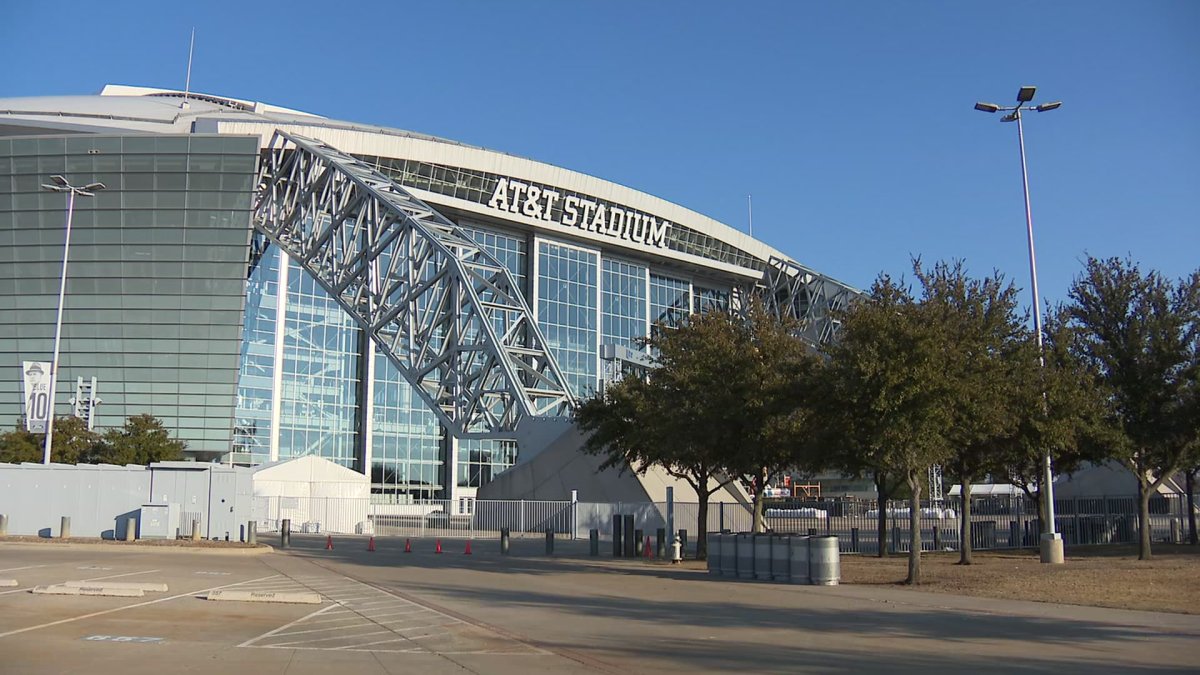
{"left": 100, "top": 84, "right": 324, "bottom": 119}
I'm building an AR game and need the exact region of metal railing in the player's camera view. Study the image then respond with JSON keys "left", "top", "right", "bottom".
{"left": 250, "top": 493, "right": 1195, "bottom": 552}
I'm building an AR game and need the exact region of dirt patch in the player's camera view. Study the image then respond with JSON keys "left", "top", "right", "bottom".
{"left": 839, "top": 544, "right": 1200, "bottom": 614}
{"left": 0, "top": 535, "right": 263, "bottom": 549}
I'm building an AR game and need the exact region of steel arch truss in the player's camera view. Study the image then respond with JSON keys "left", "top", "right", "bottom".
{"left": 758, "top": 256, "right": 859, "bottom": 346}
{"left": 253, "top": 131, "right": 573, "bottom": 437}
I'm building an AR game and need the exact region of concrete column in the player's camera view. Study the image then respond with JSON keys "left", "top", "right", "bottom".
{"left": 124, "top": 518, "right": 136, "bottom": 542}
{"left": 192, "top": 520, "right": 201, "bottom": 541}
{"left": 59, "top": 516, "right": 71, "bottom": 539}
{"left": 248, "top": 521, "right": 257, "bottom": 546}
{"left": 0, "top": 514, "right": 8, "bottom": 537}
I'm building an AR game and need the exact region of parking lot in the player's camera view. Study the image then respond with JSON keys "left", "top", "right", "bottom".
{"left": 1, "top": 536, "right": 1197, "bottom": 673}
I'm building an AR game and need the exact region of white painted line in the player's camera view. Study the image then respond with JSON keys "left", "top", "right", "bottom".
{"left": 271, "top": 622, "right": 372, "bottom": 637}
{"left": 0, "top": 574, "right": 280, "bottom": 640}
{"left": 0, "top": 565, "right": 47, "bottom": 573}
{"left": 206, "top": 590, "right": 322, "bottom": 605}
{"left": 83, "top": 635, "right": 164, "bottom": 644}
{"left": 238, "top": 603, "right": 339, "bottom": 647}
{"left": 193, "top": 571, "right": 230, "bottom": 576}
{"left": 32, "top": 585, "right": 145, "bottom": 598}
{"left": 76, "top": 566, "right": 112, "bottom": 571}
{"left": 267, "top": 629, "right": 392, "bottom": 647}
{"left": 331, "top": 637, "right": 411, "bottom": 650}
{"left": 356, "top": 609, "right": 428, "bottom": 620}
{"left": 64, "top": 581, "right": 168, "bottom": 593}
{"left": 291, "top": 615, "right": 364, "bottom": 627}
{"left": 0, "top": 580, "right": 17, "bottom": 587}
{"left": 82, "top": 569, "right": 160, "bottom": 583}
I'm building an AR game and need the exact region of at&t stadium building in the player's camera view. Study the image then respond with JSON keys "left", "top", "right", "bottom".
{"left": 0, "top": 85, "right": 857, "bottom": 502}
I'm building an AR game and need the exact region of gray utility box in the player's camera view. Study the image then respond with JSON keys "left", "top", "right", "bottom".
{"left": 139, "top": 503, "right": 180, "bottom": 539}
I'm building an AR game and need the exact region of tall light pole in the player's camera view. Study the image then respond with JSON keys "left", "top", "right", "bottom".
{"left": 39, "top": 175, "right": 106, "bottom": 465}
{"left": 975, "top": 86, "right": 1064, "bottom": 564}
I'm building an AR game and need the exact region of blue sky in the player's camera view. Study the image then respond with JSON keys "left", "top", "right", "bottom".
{"left": 2, "top": 1, "right": 1196, "bottom": 308}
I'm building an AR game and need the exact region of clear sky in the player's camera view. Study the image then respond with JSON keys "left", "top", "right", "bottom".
{"left": 2, "top": 1, "right": 1196, "bottom": 309}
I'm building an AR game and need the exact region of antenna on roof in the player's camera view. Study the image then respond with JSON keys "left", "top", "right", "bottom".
{"left": 747, "top": 194, "right": 753, "bottom": 238}
{"left": 181, "top": 27, "right": 195, "bottom": 109}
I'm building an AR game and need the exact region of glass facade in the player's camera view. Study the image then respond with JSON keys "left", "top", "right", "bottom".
{"left": 693, "top": 285, "right": 730, "bottom": 315}
{"left": 650, "top": 273, "right": 692, "bottom": 329}
{"left": 0, "top": 134, "right": 256, "bottom": 457}
{"left": 537, "top": 241, "right": 599, "bottom": 398}
{"left": 231, "top": 238, "right": 278, "bottom": 465}
{"left": 602, "top": 258, "right": 648, "bottom": 351}
{"left": 278, "top": 258, "right": 362, "bottom": 469}
{"left": 371, "top": 353, "right": 442, "bottom": 500}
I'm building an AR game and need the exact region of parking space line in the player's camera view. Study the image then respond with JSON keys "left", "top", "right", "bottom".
{"left": 0, "top": 574, "right": 280, "bottom": 641}
{"left": 268, "top": 629, "right": 392, "bottom": 647}
{"left": 82, "top": 570, "right": 160, "bottom": 583}
{"left": 0, "top": 565, "right": 47, "bottom": 573}
{"left": 271, "top": 620, "right": 373, "bottom": 637}
{"left": 236, "top": 603, "right": 338, "bottom": 648}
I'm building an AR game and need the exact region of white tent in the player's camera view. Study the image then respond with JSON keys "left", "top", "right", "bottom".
{"left": 252, "top": 455, "right": 370, "bottom": 534}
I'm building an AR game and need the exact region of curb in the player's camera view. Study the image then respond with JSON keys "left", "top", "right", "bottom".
{"left": 0, "top": 540, "right": 274, "bottom": 556}
{"left": 33, "top": 584, "right": 145, "bottom": 598}
{"left": 205, "top": 589, "right": 322, "bottom": 604}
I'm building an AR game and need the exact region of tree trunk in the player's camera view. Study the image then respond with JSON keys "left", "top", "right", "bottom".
{"left": 875, "top": 472, "right": 890, "bottom": 558}
{"left": 696, "top": 488, "right": 710, "bottom": 560}
{"left": 958, "top": 476, "right": 974, "bottom": 565}
{"left": 1187, "top": 469, "right": 1197, "bottom": 546}
{"left": 1137, "top": 476, "right": 1152, "bottom": 561}
{"left": 906, "top": 469, "right": 923, "bottom": 585}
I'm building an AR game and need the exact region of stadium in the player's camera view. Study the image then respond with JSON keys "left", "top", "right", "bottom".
{"left": 0, "top": 84, "right": 857, "bottom": 504}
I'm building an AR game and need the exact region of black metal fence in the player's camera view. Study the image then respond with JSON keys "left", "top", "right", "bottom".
{"left": 704, "top": 493, "right": 1194, "bottom": 554}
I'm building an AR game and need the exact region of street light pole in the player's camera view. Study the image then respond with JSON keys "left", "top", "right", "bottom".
{"left": 39, "top": 175, "right": 105, "bottom": 465}
{"left": 974, "top": 87, "right": 1064, "bottom": 564}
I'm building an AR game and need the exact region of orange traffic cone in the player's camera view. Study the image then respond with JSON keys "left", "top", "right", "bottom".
{"left": 326, "top": 535, "right": 334, "bottom": 550}
{"left": 404, "top": 538, "right": 412, "bottom": 553}
{"left": 367, "top": 536, "right": 376, "bottom": 552}
{"left": 464, "top": 540, "right": 472, "bottom": 555}
{"left": 435, "top": 539, "right": 443, "bottom": 554}
{"left": 644, "top": 535, "right": 652, "bottom": 559}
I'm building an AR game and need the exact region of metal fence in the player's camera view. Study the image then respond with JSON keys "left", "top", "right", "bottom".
{"left": 252, "top": 496, "right": 576, "bottom": 540}
{"left": 250, "top": 493, "right": 1195, "bottom": 553}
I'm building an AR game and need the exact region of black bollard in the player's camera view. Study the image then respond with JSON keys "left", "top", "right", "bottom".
{"left": 623, "top": 515, "right": 636, "bottom": 558}
{"left": 634, "top": 529, "right": 644, "bottom": 556}
{"left": 656, "top": 528, "right": 666, "bottom": 559}
{"left": 589, "top": 528, "right": 599, "bottom": 556}
{"left": 545, "top": 528, "right": 554, "bottom": 555}
{"left": 612, "top": 515, "right": 623, "bottom": 558}
{"left": 678, "top": 529, "right": 688, "bottom": 555}
{"left": 281, "top": 518, "right": 291, "bottom": 549}
{"left": 933, "top": 525, "right": 941, "bottom": 550}
{"left": 501, "top": 527, "right": 511, "bottom": 555}
{"left": 850, "top": 527, "right": 859, "bottom": 553}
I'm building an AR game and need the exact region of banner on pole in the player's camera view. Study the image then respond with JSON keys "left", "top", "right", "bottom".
{"left": 22, "top": 361, "right": 52, "bottom": 433}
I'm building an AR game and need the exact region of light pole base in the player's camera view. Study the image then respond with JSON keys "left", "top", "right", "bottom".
{"left": 1039, "top": 532, "right": 1064, "bottom": 564}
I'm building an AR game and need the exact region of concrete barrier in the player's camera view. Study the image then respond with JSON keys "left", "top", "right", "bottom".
{"left": 64, "top": 581, "right": 167, "bottom": 592}
{"left": 205, "top": 590, "right": 321, "bottom": 604}
{"left": 770, "top": 533, "right": 790, "bottom": 583}
{"left": 788, "top": 535, "right": 811, "bottom": 585}
{"left": 736, "top": 533, "right": 754, "bottom": 579}
{"left": 718, "top": 533, "right": 737, "bottom": 577}
{"left": 706, "top": 533, "right": 721, "bottom": 575}
{"left": 753, "top": 534, "right": 772, "bottom": 581}
{"left": 33, "top": 585, "right": 144, "bottom": 597}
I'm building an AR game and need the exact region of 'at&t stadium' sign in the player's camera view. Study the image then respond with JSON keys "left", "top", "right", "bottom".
{"left": 486, "top": 178, "right": 670, "bottom": 249}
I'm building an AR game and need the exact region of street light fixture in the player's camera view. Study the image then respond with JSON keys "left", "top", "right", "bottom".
{"left": 38, "top": 175, "right": 105, "bottom": 465}
{"left": 973, "top": 86, "right": 1064, "bottom": 565}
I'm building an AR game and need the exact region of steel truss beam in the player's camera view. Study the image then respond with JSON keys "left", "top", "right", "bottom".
{"left": 253, "top": 131, "right": 573, "bottom": 437}
{"left": 757, "top": 256, "right": 859, "bottom": 346}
